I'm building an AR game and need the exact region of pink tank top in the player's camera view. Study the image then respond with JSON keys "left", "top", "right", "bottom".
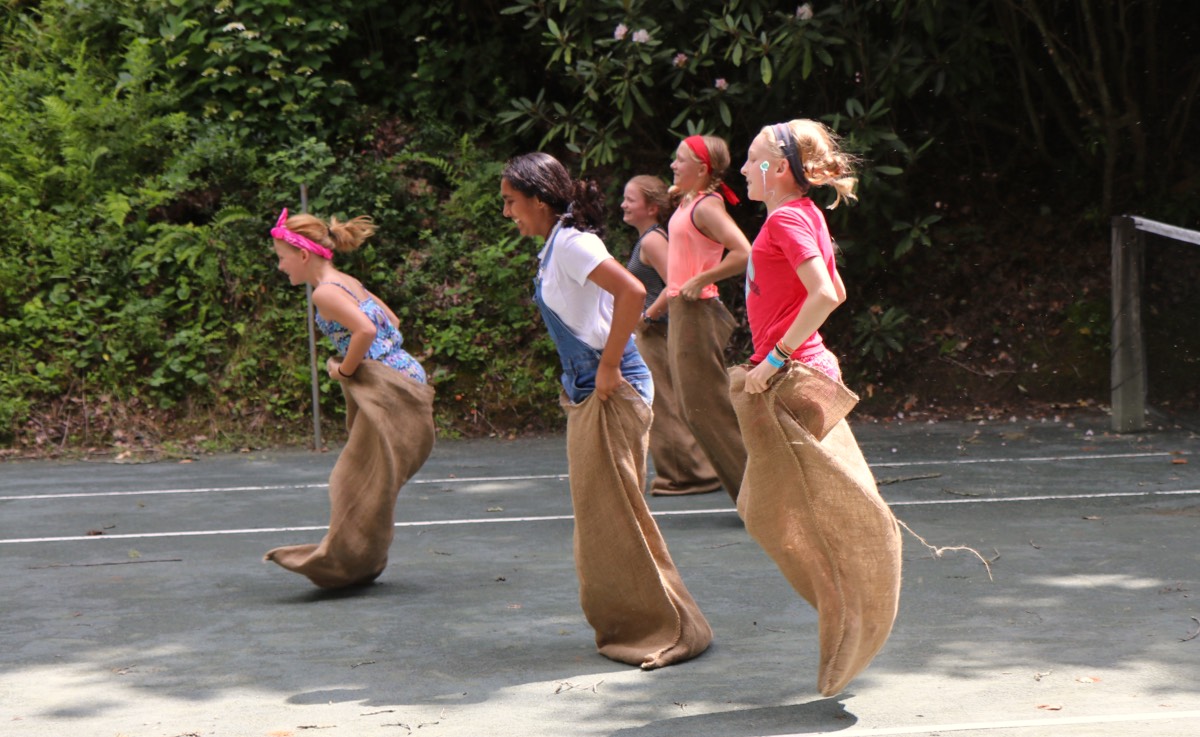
{"left": 666, "top": 193, "right": 724, "bottom": 300}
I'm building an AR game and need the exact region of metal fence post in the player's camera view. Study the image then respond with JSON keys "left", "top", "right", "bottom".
{"left": 301, "top": 184, "right": 323, "bottom": 450}
{"left": 1110, "top": 215, "right": 1146, "bottom": 432}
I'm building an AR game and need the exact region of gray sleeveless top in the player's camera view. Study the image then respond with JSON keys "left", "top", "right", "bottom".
{"left": 625, "top": 224, "right": 667, "bottom": 323}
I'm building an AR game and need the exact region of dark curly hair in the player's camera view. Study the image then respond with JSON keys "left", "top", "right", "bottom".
{"left": 502, "top": 152, "right": 607, "bottom": 238}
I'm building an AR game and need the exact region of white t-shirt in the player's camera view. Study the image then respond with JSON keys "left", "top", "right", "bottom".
{"left": 538, "top": 225, "right": 615, "bottom": 351}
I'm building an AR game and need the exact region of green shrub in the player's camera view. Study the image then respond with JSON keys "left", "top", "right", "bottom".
{"left": 4, "top": 0, "right": 1197, "bottom": 449}
{"left": 851, "top": 305, "right": 911, "bottom": 363}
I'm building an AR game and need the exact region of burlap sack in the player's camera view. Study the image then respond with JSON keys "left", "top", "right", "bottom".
{"left": 634, "top": 321, "right": 721, "bottom": 495}
{"left": 667, "top": 297, "right": 747, "bottom": 501}
{"left": 561, "top": 382, "right": 713, "bottom": 669}
{"left": 265, "top": 362, "right": 436, "bottom": 588}
{"left": 729, "top": 362, "right": 901, "bottom": 696}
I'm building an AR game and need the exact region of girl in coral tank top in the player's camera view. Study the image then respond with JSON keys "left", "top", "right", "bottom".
{"left": 664, "top": 135, "right": 752, "bottom": 501}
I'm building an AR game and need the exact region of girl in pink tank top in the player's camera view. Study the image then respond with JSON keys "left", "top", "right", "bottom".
{"left": 666, "top": 135, "right": 752, "bottom": 299}
{"left": 662, "top": 135, "right": 752, "bottom": 501}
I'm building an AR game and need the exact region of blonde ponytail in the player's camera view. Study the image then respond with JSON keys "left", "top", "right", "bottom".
{"left": 765, "top": 119, "right": 860, "bottom": 208}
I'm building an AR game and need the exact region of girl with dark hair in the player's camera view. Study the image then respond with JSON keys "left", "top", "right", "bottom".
{"left": 621, "top": 175, "right": 720, "bottom": 496}
{"left": 500, "top": 153, "right": 712, "bottom": 670}
{"left": 500, "top": 152, "right": 643, "bottom": 402}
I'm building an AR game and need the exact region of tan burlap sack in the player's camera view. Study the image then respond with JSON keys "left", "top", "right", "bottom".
{"left": 667, "top": 297, "right": 747, "bottom": 501}
{"left": 265, "top": 362, "right": 436, "bottom": 588}
{"left": 634, "top": 321, "right": 721, "bottom": 495}
{"left": 561, "top": 382, "right": 713, "bottom": 669}
{"left": 729, "top": 362, "right": 901, "bottom": 696}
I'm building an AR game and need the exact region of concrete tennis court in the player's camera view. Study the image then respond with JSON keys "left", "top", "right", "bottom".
{"left": 2, "top": 412, "right": 1198, "bottom": 737}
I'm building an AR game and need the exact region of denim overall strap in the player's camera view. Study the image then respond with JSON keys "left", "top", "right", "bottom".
{"left": 534, "top": 226, "right": 649, "bottom": 404}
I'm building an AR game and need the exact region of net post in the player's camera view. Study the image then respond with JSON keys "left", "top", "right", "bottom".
{"left": 302, "top": 184, "right": 323, "bottom": 450}
{"left": 1110, "top": 215, "right": 1146, "bottom": 432}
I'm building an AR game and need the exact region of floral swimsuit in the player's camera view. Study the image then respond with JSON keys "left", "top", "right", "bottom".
{"left": 314, "top": 282, "right": 426, "bottom": 383}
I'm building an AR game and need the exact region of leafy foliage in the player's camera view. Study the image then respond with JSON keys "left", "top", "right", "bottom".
{"left": 496, "top": 0, "right": 1002, "bottom": 268}
{"left": 851, "top": 305, "right": 911, "bottom": 362}
{"left": 137, "top": 0, "right": 380, "bottom": 143}
{"left": 1, "top": 0, "right": 1197, "bottom": 448}
{"left": 0, "top": 1, "right": 564, "bottom": 446}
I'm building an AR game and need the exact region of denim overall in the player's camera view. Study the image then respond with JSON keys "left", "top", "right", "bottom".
{"left": 535, "top": 226, "right": 654, "bottom": 405}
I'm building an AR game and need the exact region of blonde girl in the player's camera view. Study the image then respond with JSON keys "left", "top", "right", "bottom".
{"left": 269, "top": 210, "right": 426, "bottom": 384}
{"left": 621, "top": 175, "right": 720, "bottom": 496}
{"left": 664, "top": 135, "right": 752, "bottom": 501}
{"left": 264, "top": 209, "right": 435, "bottom": 589}
{"left": 731, "top": 120, "right": 901, "bottom": 697}
{"left": 738, "top": 119, "right": 856, "bottom": 392}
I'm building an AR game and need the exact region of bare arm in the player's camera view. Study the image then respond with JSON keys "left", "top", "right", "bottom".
{"left": 679, "top": 197, "right": 751, "bottom": 299}
{"left": 586, "top": 259, "right": 647, "bottom": 401}
{"left": 743, "top": 256, "right": 845, "bottom": 394}
{"left": 312, "top": 285, "right": 377, "bottom": 379}
{"left": 638, "top": 228, "right": 671, "bottom": 321}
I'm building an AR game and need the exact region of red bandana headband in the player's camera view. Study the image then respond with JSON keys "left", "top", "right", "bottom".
{"left": 683, "top": 135, "right": 740, "bottom": 205}
{"left": 271, "top": 208, "right": 333, "bottom": 260}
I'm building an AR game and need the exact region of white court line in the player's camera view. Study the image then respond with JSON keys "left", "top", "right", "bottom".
{"left": 871, "top": 450, "right": 1188, "bottom": 467}
{"left": 0, "top": 515, "right": 575, "bottom": 544}
{"left": 0, "top": 482, "right": 330, "bottom": 501}
{"left": 0, "top": 450, "right": 1189, "bottom": 502}
{"left": 888, "top": 488, "right": 1200, "bottom": 506}
{"left": 1, "top": 488, "right": 1197, "bottom": 545}
{"left": 0, "top": 474, "right": 569, "bottom": 502}
{"left": 766, "top": 709, "right": 1200, "bottom": 736}
{"left": 775, "top": 710, "right": 1200, "bottom": 736}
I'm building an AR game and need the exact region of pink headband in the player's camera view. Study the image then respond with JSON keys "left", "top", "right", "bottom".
{"left": 683, "top": 135, "right": 740, "bottom": 205}
{"left": 271, "top": 208, "right": 333, "bottom": 260}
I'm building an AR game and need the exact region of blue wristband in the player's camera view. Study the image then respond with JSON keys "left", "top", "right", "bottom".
{"left": 766, "top": 352, "right": 786, "bottom": 369}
